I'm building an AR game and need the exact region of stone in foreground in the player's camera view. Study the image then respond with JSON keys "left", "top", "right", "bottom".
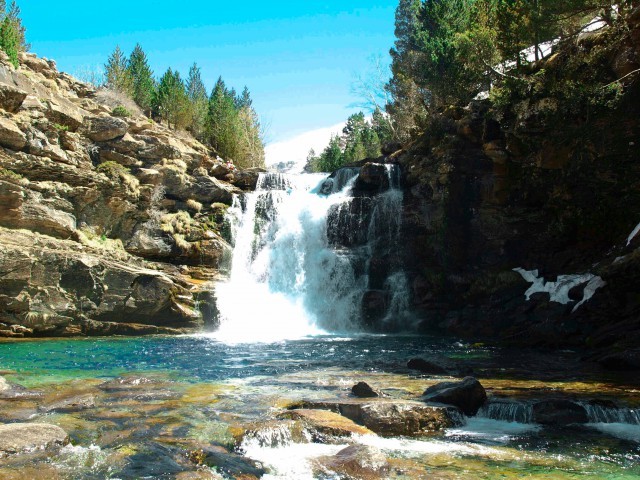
{"left": 320, "top": 445, "right": 389, "bottom": 479}
{"left": 0, "top": 423, "right": 69, "bottom": 454}
{"left": 421, "top": 376, "right": 487, "bottom": 416}
{"left": 297, "top": 399, "right": 464, "bottom": 436}
{"left": 279, "top": 408, "right": 374, "bottom": 439}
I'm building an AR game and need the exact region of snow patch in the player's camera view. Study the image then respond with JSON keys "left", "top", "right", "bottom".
{"left": 513, "top": 268, "right": 605, "bottom": 311}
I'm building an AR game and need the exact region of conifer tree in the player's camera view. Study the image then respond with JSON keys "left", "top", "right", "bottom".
{"left": 186, "top": 63, "right": 209, "bottom": 141}
{"left": 6, "top": 1, "right": 26, "bottom": 51}
{"left": 127, "top": 44, "right": 155, "bottom": 115}
{"left": 105, "top": 46, "right": 134, "bottom": 95}
{"left": 0, "top": 16, "right": 18, "bottom": 67}
{"left": 155, "top": 68, "right": 190, "bottom": 129}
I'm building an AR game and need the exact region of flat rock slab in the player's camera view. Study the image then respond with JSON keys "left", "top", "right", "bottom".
{"left": 279, "top": 409, "right": 374, "bottom": 439}
{"left": 0, "top": 423, "right": 69, "bottom": 454}
{"left": 38, "top": 393, "right": 96, "bottom": 414}
{"left": 296, "top": 399, "right": 464, "bottom": 436}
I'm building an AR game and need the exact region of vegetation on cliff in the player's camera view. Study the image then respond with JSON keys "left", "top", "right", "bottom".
{"left": 102, "top": 44, "right": 266, "bottom": 170}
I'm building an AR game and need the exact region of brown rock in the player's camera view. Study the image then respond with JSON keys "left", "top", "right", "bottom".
{"left": 351, "top": 381, "right": 380, "bottom": 398}
{"left": 0, "top": 423, "right": 69, "bottom": 454}
{"left": 279, "top": 409, "right": 374, "bottom": 438}
{"left": 85, "top": 116, "right": 129, "bottom": 142}
{"left": 0, "top": 84, "right": 27, "bottom": 112}
{"left": 321, "top": 445, "right": 389, "bottom": 479}
{"left": 46, "top": 100, "right": 84, "bottom": 131}
{"left": 422, "top": 377, "right": 487, "bottom": 416}
{"left": 0, "top": 117, "right": 26, "bottom": 150}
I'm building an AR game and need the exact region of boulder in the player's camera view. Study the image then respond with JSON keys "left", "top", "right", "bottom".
{"left": 351, "top": 381, "right": 380, "bottom": 398}
{"left": 0, "top": 423, "right": 69, "bottom": 454}
{"left": 279, "top": 409, "right": 374, "bottom": 439}
{"left": 296, "top": 399, "right": 463, "bottom": 436}
{"left": 421, "top": 377, "right": 487, "bottom": 416}
{"left": 231, "top": 167, "right": 265, "bottom": 190}
{"left": 532, "top": 399, "right": 588, "bottom": 425}
{"left": 355, "top": 162, "right": 390, "bottom": 192}
{"left": 0, "top": 117, "right": 26, "bottom": 150}
{"left": 408, "top": 356, "right": 452, "bottom": 375}
{"left": 45, "top": 101, "right": 84, "bottom": 131}
{"left": 85, "top": 116, "right": 128, "bottom": 142}
{"left": 321, "top": 445, "right": 389, "bottom": 479}
{"left": 0, "top": 84, "right": 27, "bottom": 112}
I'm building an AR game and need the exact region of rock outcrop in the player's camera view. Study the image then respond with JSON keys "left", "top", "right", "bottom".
{"left": 0, "top": 51, "right": 251, "bottom": 337}
{"left": 0, "top": 423, "right": 69, "bottom": 454}
{"left": 396, "top": 15, "right": 640, "bottom": 350}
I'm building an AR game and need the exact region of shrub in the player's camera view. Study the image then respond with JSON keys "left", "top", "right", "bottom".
{"left": 52, "top": 123, "right": 69, "bottom": 132}
{"left": 112, "top": 105, "right": 131, "bottom": 117}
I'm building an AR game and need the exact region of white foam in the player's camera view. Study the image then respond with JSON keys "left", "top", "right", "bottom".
{"left": 587, "top": 423, "right": 640, "bottom": 443}
{"left": 446, "top": 418, "right": 541, "bottom": 444}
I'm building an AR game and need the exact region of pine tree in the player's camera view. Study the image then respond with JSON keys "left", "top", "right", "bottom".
{"left": 154, "top": 68, "right": 190, "bottom": 129}
{"left": 105, "top": 46, "right": 134, "bottom": 95}
{"left": 185, "top": 63, "right": 209, "bottom": 141}
{"left": 207, "top": 77, "right": 241, "bottom": 160}
{"left": 237, "top": 86, "right": 253, "bottom": 108}
{"left": 127, "top": 44, "right": 155, "bottom": 115}
{"left": 0, "top": 16, "right": 18, "bottom": 68}
{"left": 6, "top": 1, "right": 26, "bottom": 51}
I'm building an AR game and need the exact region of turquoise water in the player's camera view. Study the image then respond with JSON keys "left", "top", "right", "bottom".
{"left": 1, "top": 335, "right": 639, "bottom": 479}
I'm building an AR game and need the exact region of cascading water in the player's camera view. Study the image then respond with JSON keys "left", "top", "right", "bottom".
{"left": 211, "top": 165, "right": 409, "bottom": 343}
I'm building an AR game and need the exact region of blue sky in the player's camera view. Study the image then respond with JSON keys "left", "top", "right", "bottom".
{"left": 21, "top": 1, "right": 398, "bottom": 145}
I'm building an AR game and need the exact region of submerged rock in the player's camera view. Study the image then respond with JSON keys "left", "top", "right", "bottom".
{"left": 421, "top": 377, "right": 487, "bottom": 416}
{"left": 407, "top": 355, "right": 472, "bottom": 376}
{"left": 38, "top": 393, "right": 96, "bottom": 414}
{"left": 0, "top": 423, "right": 69, "bottom": 454}
{"left": 190, "top": 445, "right": 266, "bottom": 478}
{"left": 320, "top": 445, "right": 389, "bottom": 479}
{"left": 532, "top": 399, "right": 588, "bottom": 425}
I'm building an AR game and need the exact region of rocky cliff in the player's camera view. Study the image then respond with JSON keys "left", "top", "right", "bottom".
{"left": 398, "top": 13, "right": 640, "bottom": 356}
{"left": 0, "top": 50, "right": 258, "bottom": 338}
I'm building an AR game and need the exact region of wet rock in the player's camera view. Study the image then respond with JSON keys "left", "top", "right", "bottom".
{"left": 0, "top": 423, "right": 69, "bottom": 454}
{"left": 421, "top": 377, "right": 487, "bottom": 416}
{"left": 0, "top": 84, "right": 27, "bottom": 112}
{"left": 321, "top": 445, "right": 389, "bottom": 479}
{"left": 297, "top": 399, "right": 463, "bottom": 436}
{"left": 355, "top": 162, "right": 390, "bottom": 192}
{"left": 84, "top": 116, "right": 128, "bottom": 142}
{"left": 120, "top": 442, "right": 189, "bottom": 478}
{"left": 599, "top": 350, "right": 640, "bottom": 371}
{"left": 279, "top": 409, "right": 374, "bottom": 439}
{"left": 532, "top": 399, "right": 588, "bottom": 425}
{"left": 0, "top": 117, "right": 26, "bottom": 150}
{"left": 38, "top": 394, "right": 96, "bottom": 413}
{"left": 351, "top": 381, "right": 380, "bottom": 398}
{"left": 407, "top": 356, "right": 457, "bottom": 375}
{"left": 231, "top": 167, "right": 266, "bottom": 190}
{"left": 190, "top": 445, "right": 266, "bottom": 479}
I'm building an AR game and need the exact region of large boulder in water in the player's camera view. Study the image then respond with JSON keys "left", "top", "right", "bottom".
{"left": 279, "top": 409, "right": 374, "bottom": 440}
{"left": 296, "top": 399, "right": 463, "bottom": 436}
{"left": 421, "top": 376, "right": 487, "bottom": 416}
{"left": 0, "top": 423, "right": 69, "bottom": 454}
{"left": 355, "top": 162, "right": 390, "bottom": 192}
{"left": 532, "top": 399, "right": 588, "bottom": 425}
{"left": 408, "top": 355, "right": 472, "bottom": 376}
{"left": 351, "top": 381, "right": 381, "bottom": 398}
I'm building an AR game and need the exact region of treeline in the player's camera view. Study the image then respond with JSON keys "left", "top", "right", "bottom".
{"left": 388, "top": 0, "right": 637, "bottom": 141}
{"left": 0, "top": 0, "right": 27, "bottom": 68}
{"left": 104, "top": 44, "right": 265, "bottom": 169}
{"left": 304, "top": 110, "right": 393, "bottom": 172}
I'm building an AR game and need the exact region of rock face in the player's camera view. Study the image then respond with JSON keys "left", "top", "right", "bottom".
{"left": 0, "top": 423, "right": 69, "bottom": 454}
{"left": 0, "top": 50, "right": 254, "bottom": 337}
{"left": 422, "top": 377, "right": 487, "bottom": 416}
{"left": 396, "top": 17, "right": 640, "bottom": 350}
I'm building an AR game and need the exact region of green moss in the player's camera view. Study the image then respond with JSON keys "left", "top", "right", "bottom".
{"left": 97, "top": 161, "right": 130, "bottom": 180}
{"left": 52, "top": 123, "right": 69, "bottom": 131}
{"left": 0, "top": 167, "right": 22, "bottom": 181}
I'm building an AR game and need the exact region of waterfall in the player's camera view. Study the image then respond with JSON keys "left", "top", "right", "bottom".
{"left": 581, "top": 403, "right": 640, "bottom": 425}
{"left": 211, "top": 165, "right": 409, "bottom": 343}
{"left": 477, "top": 400, "right": 534, "bottom": 424}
